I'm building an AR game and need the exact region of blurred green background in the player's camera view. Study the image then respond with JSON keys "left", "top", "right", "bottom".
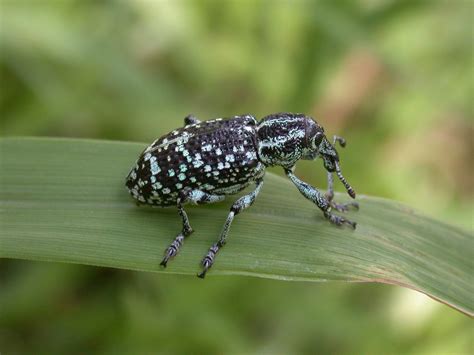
{"left": 1, "top": 0, "right": 472, "bottom": 354}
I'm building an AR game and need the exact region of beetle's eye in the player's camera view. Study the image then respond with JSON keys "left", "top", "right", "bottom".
{"left": 312, "top": 132, "right": 324, "bottom": 148}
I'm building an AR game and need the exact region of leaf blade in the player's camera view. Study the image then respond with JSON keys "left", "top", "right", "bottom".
{"left": 1, "top": 137, "right": 472, "bottom": 315}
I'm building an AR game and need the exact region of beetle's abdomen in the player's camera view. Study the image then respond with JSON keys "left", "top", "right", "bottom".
{"left": 126, "top": 115, "right": 263, "bottom": 206}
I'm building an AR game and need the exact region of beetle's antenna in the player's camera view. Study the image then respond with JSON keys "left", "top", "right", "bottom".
{"left": 335, "top": 161, "right": 356, "bottom": 199}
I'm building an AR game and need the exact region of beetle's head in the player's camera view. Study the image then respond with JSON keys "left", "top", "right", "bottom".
{"left": 305, "top": 119, "right": 356, "bottom": 199}
{"left": 318, "top": 136, "right": 339, "bottom": 172}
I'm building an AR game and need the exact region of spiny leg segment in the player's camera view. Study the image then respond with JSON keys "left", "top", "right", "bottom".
{"left": 159, "top": 202, "right": 190, "bottom": 267}
{"left": 198, "top": 178, "right": 264, "bottom": 278}
{"left": 285, "top": 168, "right": 356, "bottom": 228}
{"left": 160, "top": 189, "right": 225, "bottom": 267}
{"left": 325, "top": 135, "right": 359, "bottom": 212}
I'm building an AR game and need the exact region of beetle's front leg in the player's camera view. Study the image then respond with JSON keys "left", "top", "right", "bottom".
{"left": 326, "top": 172, "right": 359, "bottom": 212}
{"left": 160, "top": 189, "right": 225, "bottom": 267}
{"left": 325, "top": 136, "right": 359, "bottom": 212}
{"left": 285, "top": 168, "right": 356, "bottom": 229}
{"left": 198, "top": 178, "right": 264, "bottom": 278}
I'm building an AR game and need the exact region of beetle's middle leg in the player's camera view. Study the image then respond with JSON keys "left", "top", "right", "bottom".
{"left": 285, "top": 168, "right": 356, "bottom": 229}
{"left": 160, "top": 189, "right": 225, "bottom": 267}
{"left": 325, "top": 135, "right": 359, "bottom": 212}
{"left": 198, "top": 178, "right": 264, "bottom": 278}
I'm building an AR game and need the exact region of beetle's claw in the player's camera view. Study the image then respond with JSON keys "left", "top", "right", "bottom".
{"left": 325, "top": 211, "right": 357, "bottom": 229}
{"left": 198, "top": 258, "right": 212, "bottom": 279}
{"left": 160, "top": 257, "right": 169, "bottom": 268}
{"left": 347, "top": 220, "right": 357, "bottom": 229}
{"left": 330, "top": 201, "right": 359, "bottom": 213}
{"left": 198, "top": 262, "right": 211, "bottom": 278}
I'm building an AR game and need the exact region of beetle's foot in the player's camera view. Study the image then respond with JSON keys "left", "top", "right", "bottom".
{"left": 160, "top": 257, "right": 169, "bottom": 268}
{"left": 197, "top": 266, "right": 209, "bottom": 279}
{"left": 330, "top": 200, "right": 359, "bottom": 213}
{"left": 197, "top": 242, "right": 221, "bottom": 278}
{"left": 324, "top": 212, "right": 357, "bottom": 229}
{"left": 160, "top": 234, "right": 185, "bottom": 268}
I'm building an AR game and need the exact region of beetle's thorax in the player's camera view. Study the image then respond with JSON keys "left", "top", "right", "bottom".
{"left": 256, "top": 113, "right": 323, "bottom": 168}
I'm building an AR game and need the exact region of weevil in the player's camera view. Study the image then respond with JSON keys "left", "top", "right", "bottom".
{"left": 125, "top": 113, "right": 358, "bottom": 278}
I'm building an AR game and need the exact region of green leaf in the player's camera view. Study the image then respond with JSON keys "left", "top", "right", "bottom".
{"left": 1, "top": 137, "right": 472, "bottom": 315}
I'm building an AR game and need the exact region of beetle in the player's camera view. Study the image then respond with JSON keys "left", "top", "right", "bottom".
{"left": 125, "top": 112, "right": 358, "bottom": 278}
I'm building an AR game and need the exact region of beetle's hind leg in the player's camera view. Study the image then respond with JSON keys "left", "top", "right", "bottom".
{"left": 184, "top": 114, "right": 201, "bottom": 125}
{"left": 325, "top": 135, "right": 359, "bottom": 212}
{"left": 160, "top": 189, "right": 225, "bottom": 268}
{"left": 198, "top": 179, "right": 264, "bottom": 278}
{"left": 159, "top": 202, "right": 191, "bottom": 267}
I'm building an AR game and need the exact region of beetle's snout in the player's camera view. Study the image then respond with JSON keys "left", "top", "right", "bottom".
{"left": 322, "top": 153, "right": 338, "bottom": 172}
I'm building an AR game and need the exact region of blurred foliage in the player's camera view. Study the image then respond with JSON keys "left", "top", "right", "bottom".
{"left": 1, "top": 260, "right": 472, "bottom": 354}
{"left": 0, "top": 0, "right": 472, "bottom": 354}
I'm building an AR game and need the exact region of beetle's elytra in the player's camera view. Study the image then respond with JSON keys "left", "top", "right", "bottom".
{"left": 126, "top": 113, "right": 358, "bottom": 278}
